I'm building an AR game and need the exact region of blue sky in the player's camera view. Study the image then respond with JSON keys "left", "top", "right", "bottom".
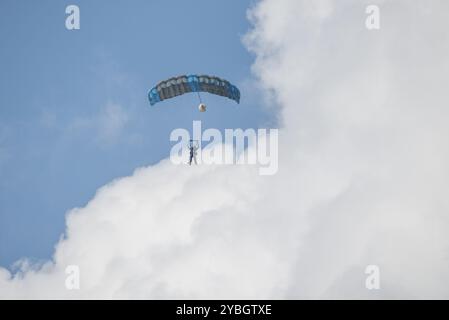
{"left": 0, "top": 0, "right": 273, "bottom": 268}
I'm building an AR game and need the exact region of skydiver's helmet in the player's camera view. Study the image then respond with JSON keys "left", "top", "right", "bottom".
{"left": 198, "top": 103, "right": 206, "bottom": 112}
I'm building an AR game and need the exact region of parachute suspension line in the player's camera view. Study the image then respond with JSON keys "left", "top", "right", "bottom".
{"left": 196, "top": 91, "right": 203, "bottom": 104}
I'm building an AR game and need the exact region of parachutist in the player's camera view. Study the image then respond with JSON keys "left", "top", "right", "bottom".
{"left": 147, "top": 75, "right": 240, "bottom": 166}
{"left": 189, "top": 140, "right": 199, "bottom": 165}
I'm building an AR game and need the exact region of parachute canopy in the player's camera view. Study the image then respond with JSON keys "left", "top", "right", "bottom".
{"left": 148, "top": 74, "right": 240, "bottom": 106}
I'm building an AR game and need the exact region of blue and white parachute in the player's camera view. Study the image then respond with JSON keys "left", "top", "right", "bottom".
{"left": 148, "top": 74, "right": 240, "bottom": 106}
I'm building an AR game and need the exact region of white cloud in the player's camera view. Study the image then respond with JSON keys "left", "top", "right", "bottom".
{"left": 66, "top": 102, "right": 129, "bottom": 146}
{"left": 95, "top": 102, "right": 129, "bottom": 145}
{"left": 1, "top": 0, "right": 449, "bottom": 299}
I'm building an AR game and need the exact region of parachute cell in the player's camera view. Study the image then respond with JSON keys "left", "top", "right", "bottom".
{"left": 148, "top": 74, "right": 240, "bottom": 106}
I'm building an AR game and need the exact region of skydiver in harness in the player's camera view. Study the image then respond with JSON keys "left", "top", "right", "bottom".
{"left": 189, "top": 140, "right": 198, "bottom": 165}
